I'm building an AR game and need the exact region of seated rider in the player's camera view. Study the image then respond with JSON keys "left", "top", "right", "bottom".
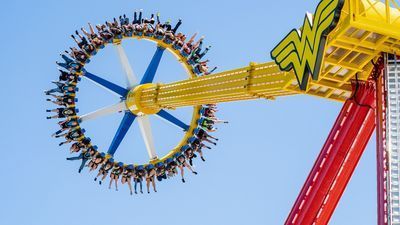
{"left": 51, "top": 118, "right": 80, "bottom": 137}
{"left": 194, "top": 127, "right": 218, "bottom": 145}
{"left": 69, "top": 140, "right": 87, "bottom": 154}
{"left": 145, "top": 164, "right": 157, "bottom": 193}
{"left": 56, "top": 54, "right": 83, "bottom": 74}
{"left": 106, "top": 18, "right": 123, "bottom": 38}
{"left": 109, "top": 162, "right": 124, "bottom": 191}
{"left": 57, "top": 127, "right": 85, "bottom": 146}
{"left": 96, "top": 24, "right": 114, "bottom": 42}
{"left": 155, "top": 162, "right": 167, "bottom": 182}
{"left": 165, "top": 158, "right": 178, "bottom": 178}
{"left": 58, "top": 70, "right": 79, "bottom": 83}
{"left": 45, "top": 80, "right": 78, "bottom": 95}
{"left": 46, "top": 107, "right": 78, "bottom": 120}
{"left": 188, "top": 136, "right": 211, "bottom": 162}
{"left": 88, "top": 152, "right": 106, "bottom": 172}
{"left": 94, "top": 157, "right": 114, "bottom": 185}
{"left": 182, "top": 145, "right": 197, "bottom": 166}
{"left": 175, "top": 152, "right": 197, "bottom": 183}
{"left": 67, "top": 47, "right": 89, "bottom": 63}
{"left": 133, "top": 165, "right": 145, "bottom": 194}
{"left": 46, "top": 94, "right": 76, "bottom": 108}
{"left": 121, "top": 164, "right": 134, "bottom": 195}
{"left": 66, "top": 146, "right": 96, "bottom": 173}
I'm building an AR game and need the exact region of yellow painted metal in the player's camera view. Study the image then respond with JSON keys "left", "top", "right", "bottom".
{"left": 132, "top": 0, "right": 400, "bottom": 112}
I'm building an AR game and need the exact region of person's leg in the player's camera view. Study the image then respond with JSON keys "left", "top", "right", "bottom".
{"left": 115, "top": 177, "right": 118, "bottom": 191}
{"left": 180, "top": 166, "right": 185, "bottom": 183}
{"left": 128, "top": 178, "right": 133, "bottom": 195}
{"left": 52, "top": 128, "right": 66, "bottom": 136}
{"left": 134, "top": 180, "right": 138, "bottom": 194}
{"left": 206, "top": 133, "right": 218, "bottom": 140}
{"left": 139, "top": 180, "right": 143, "bottom": 193}
{"left": 152, "top": 178, "right": 156, "bottom": 192}
{"left": 61, "top": 54, "right": 74, "bottom": 64}
{"left": 109, "top": 178, "right": 113, "bottom": 189}
{"left": 66, "top": 155, "right": 82, "bottom": 161}
{"left": 78, "top": 158, "right": 88, "bottom": 173}
{"left": 138, "top": 11, "right": 142, "bottom": 24}
{"left": 146, "top": 179, "right": 150, "bottom": 193}
{"left": 202, "top": 137, "right": 216, "bottom": 145}
{"left": 100, "top": 173, "right": 107, "bottom": 184}
{"left": 46, "top": 88, "right": 62, "bottom": 94}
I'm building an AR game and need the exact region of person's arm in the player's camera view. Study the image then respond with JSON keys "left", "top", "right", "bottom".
{"left": 188, "top": 33, "right": 197, "bottom": 44}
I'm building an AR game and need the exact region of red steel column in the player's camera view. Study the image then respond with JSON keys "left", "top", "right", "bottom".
{"left": 285, "top": 81, "right": 376, "bottom": 225}
{"left": 375, "top": 57, "right": 389, "bottom": 225}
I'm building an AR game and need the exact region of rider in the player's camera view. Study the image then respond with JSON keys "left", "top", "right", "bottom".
{"left": 188, "top": 136, "right": 211, "bottom": 162}
{"left": 57, "top": 127, "right": 85, "bottom": 146}
{"left": 155, "top": 162, "right": 167, "bottom": 181}
{"left": 121, "top": 164, "right": 134, "bottom": 195}
{"left": 88, "top": 152, "right": 106, "bottom": 171}
{"left": 51, "top": 118, "right": 80, "bottom": 137}
{"left": 175, "top": 152, "right": 197, "bottom": 183}
{"left": 194, "top": 127, "right": 218, "bottom": 145}
{"left": 133, "top": 165, "right": 145, "bottom": 194}
{"left": 145, "top": 164, "right": 157, "bottom": 193}
{"left": 46, "top": 107, "right": 78, "bottom": 120}
{"left": 94, "top": 157, "right": 114, "bottom": 185}
{"left": 66, "top": 146, "right": 97, "bottom": 173}
{"left": 109, "top": 162, "right": 124, "bottom": 191}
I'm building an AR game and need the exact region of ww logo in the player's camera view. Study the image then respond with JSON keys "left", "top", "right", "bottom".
{"left": 271, "top": 0, "right": 344, "bottom": 90}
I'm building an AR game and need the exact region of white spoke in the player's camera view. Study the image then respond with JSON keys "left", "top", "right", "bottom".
{"left": 115, "top": 44, "right": 138, "bottom": 88}
{"left": 80, "top": 102, "right": 127, "bottom": 122}
{"left": 137, "top": 115, "right": 157, "bottom": 160}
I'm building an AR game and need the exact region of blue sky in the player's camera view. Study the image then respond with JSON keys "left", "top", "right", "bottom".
{"left": 0, "top": 0, "right": 377, "bottom": 224}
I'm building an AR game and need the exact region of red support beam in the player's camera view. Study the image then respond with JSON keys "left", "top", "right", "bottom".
{"left": 285, "top": 81, "right": 376, "bottom": 225}
{"left": 375, "top": 57, "right": 389, "bottom": 225}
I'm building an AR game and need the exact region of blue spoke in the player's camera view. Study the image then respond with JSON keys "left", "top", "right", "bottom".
{"left": 84, "top": 70, "right": 129, "bottom": 97}
{"left": 140, "top": 46, "right": 165, "bottom": 84}
{"left": 107, "top": 112, "right": 136, "bottom": 156}
{"left": 157, "top": 109, "right": 190, "bottom": 131}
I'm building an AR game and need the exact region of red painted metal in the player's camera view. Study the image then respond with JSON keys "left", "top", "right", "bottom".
{"left": 375, "top": 57, "right": 389, "bottom": 225}
{"left": 285, "top": 81, "right": 376, "bottom": 225}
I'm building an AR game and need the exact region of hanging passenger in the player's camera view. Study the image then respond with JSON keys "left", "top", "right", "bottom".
{"left": 66, "top": 146, "right": 96, "bottom": 173}
{"left": 155, "top": 162, "right": 167, "bottom": 181}
{"left": 51, "top": 118, "right": 80, "bottom": 137}
{"left": 88, "top": 152, "right": 106, "bottom": 171}
{"left": 194, "top": 127, "right": 218, "bottom": 145}
{"left": 145, "top": 164, "right": 157, "bottom": 193}
{"left": 109, "top": 162, "right": 124, "bottom": 191}
{"left": 96, "top": 24, "right": 114, "bottom": 43}
{"left": 165, "top": 158, "right": 178, "bottom": 178}
{"left": 46, "top": 107, "right": 78, "bottom": 120}
{"left": 121, "top": 164, "right": 134, "bottom": 195}
{"left": 56, "top": 55, "right": 83, "bottom": 74}
{"left": 94, "top": 157, "right": 114, "bottom": 185}
{"left": 58, "top": 70, "right": 79, "bottom": 83}
{"left": 57, "top": 127, "right": 85, "bottom": 146}
{"left": 133, "top": 165, "right": 145, "bottom": 194}
{"left": 46, "top": 94, "right": 76, "bottom": 107}
{"left": 188, "top": 136, "right": 211, "bottom": 162}
{"left": 45, "top": 80, "right": 78, "bottom": 95}
{"left": 175, "top": 153, "right": 197, "bottom": 183}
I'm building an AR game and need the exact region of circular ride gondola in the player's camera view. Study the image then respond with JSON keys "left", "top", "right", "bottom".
{"left": 46, "top": 11, "right": 223, "bottom": 194}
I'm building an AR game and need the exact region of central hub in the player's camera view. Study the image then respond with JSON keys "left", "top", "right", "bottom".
{"left": 125, "top": 83, "right": 161, "bottom": 116}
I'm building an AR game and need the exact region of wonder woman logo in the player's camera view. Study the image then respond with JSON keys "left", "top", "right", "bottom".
{"left": 271, "top": 0, "right": 344, "bottom": 90}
